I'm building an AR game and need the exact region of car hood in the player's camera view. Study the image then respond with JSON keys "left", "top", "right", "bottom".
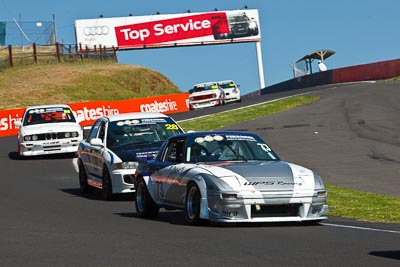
{"left": 20, "top": 122, "right": 81, "bottom": 135}
{"left": 203, "top": 161, "right": 315, "bottom": 191}
{"left": 112, "top": 143, "right": 161, "bottom": 162}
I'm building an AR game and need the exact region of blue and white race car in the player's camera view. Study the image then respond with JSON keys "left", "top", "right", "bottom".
{"left": 77, "top": 112, "right": 184, "bottom": 200}
{"left": 134, "top": 131, "right": 328, "bottom": 225}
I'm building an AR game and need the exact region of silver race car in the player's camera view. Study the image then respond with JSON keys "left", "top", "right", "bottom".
{"left": 134, "top": 131, "right": 328, "bottom": 225}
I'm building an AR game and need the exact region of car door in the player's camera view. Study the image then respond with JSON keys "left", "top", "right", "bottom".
{"left": 90, "top": 120, "right": 107, "bottom": 180}
{"left": 82, "top": 119, "right": 106, "bottom": 182}
{"left": 155, "top": 137, "right": 188, "bottom": 206}
{"left": 80, "top": 119, "right": 101, "bottom": 176}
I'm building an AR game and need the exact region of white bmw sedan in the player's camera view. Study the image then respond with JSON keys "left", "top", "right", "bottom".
{"left": 14, "top": 104, "right": 82, "bottom": 157}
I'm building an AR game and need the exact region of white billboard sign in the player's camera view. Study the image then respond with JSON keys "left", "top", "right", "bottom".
{"left": 75, "top": 9, "right": 260, "bottom": 49}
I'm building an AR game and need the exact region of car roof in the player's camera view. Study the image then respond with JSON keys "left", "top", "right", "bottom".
{"left": 217, "top": 80, "right": 236, "bottom": 84}
{"left": 193, "top": 81, "right": 218, "bottom": 87}
{"left": 170, "top": 130, "right": 258, "bottom": 139}
{"left": 25, "top": 104, "right": 72, "bottom": 110}
{"left": 104, "top": 112, "right": 171, "bottom": 122}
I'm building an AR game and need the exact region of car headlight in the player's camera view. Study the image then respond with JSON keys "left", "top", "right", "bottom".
{"left": 64, "top": 132, "right": 71, "bottom": 138}
{"left": 72, "top": 131, "right": 79, "bottom": 138}
{"left": 24, "top": 135, "right": 31, "bottom": 141}
{"left": 32, "top": 135, "right": 38, "bottom": 141}
{"left": 218, "top": 176, "right": 241, "bottom": 188}
{"left": 114, "top": 162, "right": 139, "bottom": 169}
{"left": 220, "top": 193, "right": 237, "bottom": 199}
{"left": 313, "top": 172, "right": 327, "bottom": 197}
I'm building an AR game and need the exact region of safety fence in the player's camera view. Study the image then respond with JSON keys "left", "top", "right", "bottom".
{"left": 0, "top": 42, "right": 118, "bottom": 70}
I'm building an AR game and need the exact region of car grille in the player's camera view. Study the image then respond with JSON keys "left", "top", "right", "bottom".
{"left": 192, "top": 94, "right": 215, "bottom": 101}
{"left": 251, "top": 204, "right": 301, "bottom": 218}
{"left": 35, "top": 132, "right": 72, "bottom": 141}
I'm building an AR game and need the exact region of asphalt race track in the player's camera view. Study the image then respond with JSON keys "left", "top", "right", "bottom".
{"left": 0, "top": 81, "right": 399, "bottom": 266}
{"left": 220, "top": 81, "right": 400, "bottom": 197}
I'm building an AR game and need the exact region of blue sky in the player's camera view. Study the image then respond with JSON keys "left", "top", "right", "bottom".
{"left": 1, "top": 0, "right": 399, "bottom": 95}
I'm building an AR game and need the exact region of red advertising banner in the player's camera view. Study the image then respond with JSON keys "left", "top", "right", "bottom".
{"left": 115, "top": 12, "right": 229, "bottom": 47}
{"left": 0, "top": 93, "right": 190, "bottom": 137}
{"left": 75, "top": 9, "right": 260, "bottom": 49}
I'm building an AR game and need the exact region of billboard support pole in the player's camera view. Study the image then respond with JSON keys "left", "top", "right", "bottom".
{"left": 255, "top": 41, "right": 265, "bottom": 89}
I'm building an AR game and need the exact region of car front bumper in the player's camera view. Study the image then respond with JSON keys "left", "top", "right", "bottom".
{"left": 18, "top": 139, "right": 80, "bottom": 156}
{"left": 110, "top": 169, "right": 136, "bottom": 194}
{"left": 205, "top": 194, "right": 328, "bottom": 223}
{"left": 224, "top": 94, "right": 241, "bottom": 103}
{"left": 189, "top": 99, "right": 221, "bottom": 109}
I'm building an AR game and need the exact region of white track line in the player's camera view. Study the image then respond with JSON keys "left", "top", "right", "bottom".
{"left": 321, "top": 223, "right": 400, "bottom": 234}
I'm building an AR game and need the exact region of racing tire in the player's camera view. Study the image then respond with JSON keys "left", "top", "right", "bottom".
{"left": 135, "top": 177, "right": 159, "bottom": 217}
{"left": 17, "top": 145, "right": 25, "bottom": 160}
{"left": 185, "top": 183, "right": 206, "bottom": 225}
{"left": 101, "top": 166, "right": 114, "bottom": 201}
{"left": 78, "top": 160, "right": 93, "bottom": 194}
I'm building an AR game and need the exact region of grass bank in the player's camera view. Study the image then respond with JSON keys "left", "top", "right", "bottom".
{"left": 0, "top": 62, "right": 181, "bottom": 110}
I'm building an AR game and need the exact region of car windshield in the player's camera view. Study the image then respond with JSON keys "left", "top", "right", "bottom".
{"left": 219, "top": 82, "right": 236, "bottom": 89}
{"left": 107, "top": 117, "right": 182, "bottom": 149}
{"left": 185, "top": 133, "right": 280, "bottom": 163}
{"left": 23, "top": 107, "right": 76, "bottom": 126}
{"left": 229, "top": 14, "right": 250, "bottom": 23}
{"left": 191, "top": 84, "right": 219, "bottom": 93}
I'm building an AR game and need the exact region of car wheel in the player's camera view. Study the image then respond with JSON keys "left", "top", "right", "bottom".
{"left": 135, "top": 177, "right": 159, "bottom": 217}
{"left": 185, "top": 183, "right": 205, "bottom": 225}
{"left": 17, "top": 144, "right": 25, "bottom": 160}
{"left": 78, "top": 160, "right": 93, "bottom": 194}
{"left": 101, "top": 166, "right": 113, "bottom": 200}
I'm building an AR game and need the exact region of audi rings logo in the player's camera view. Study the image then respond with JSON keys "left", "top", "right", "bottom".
{"left": 83, "top": 26, "right": 110, "bottom": 36}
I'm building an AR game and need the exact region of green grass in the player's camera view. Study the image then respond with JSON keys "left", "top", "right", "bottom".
{"left": 180, "top": 96, "right": 400, "bottom": 224}
{"left": 180, "top": 96, "right": 319, "bottom": 132}
{"left": 326, "top": 184, "right": 400, "bottom": 223}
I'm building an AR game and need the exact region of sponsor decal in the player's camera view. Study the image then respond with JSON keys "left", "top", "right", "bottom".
{"left": 115, "top": 12, "right": 229, "bottom": 47}
{"left": 222, "top": 210, "right": 238, "bottom": 217}
{"left": 0, "top": 113, "right": 22, "bottom": 131}
{"left": 73, "top": 105, "right": 120, "bottom": 122}
{"left": 83, "top": 26, "right": 110, "bottom": 36}
{"left": 244, "top": 181, "right": 302, "bottom": 186}
{"left": 225, "top": 134, "right": 257, "bottom": 142}
{"left": 139, "top": 99, "right": 178, "bottom": 113}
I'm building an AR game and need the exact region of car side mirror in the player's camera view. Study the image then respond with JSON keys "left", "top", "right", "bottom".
{"left": 14, "top": 121, "right": 22, "bottom": 128}
{"left": 90, "top": 138, "right": 103, "bottom": 147}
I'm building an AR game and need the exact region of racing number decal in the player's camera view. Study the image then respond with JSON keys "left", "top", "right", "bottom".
{"left": 165, "top": 124, "right": 179, "bottom": 130}
{"left": 257, "top": 143, "right": 272, "bottom": 152}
